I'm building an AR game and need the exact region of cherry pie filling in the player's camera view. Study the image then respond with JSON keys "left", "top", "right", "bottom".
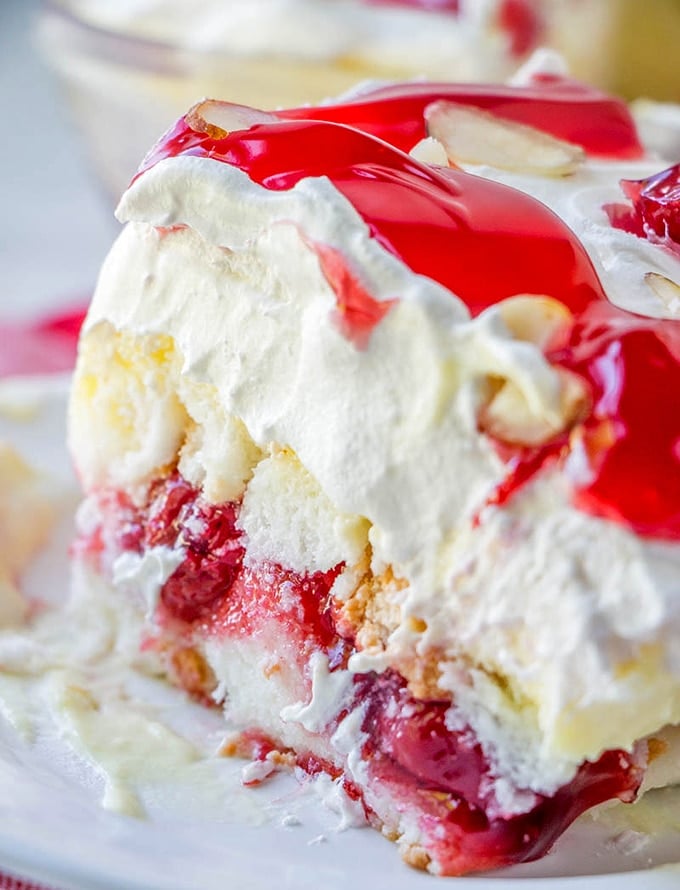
{"left": 75, "top": 472, "right": 643, "bottom": 874}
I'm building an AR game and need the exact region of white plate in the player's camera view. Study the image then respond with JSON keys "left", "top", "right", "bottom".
{"left": 0, "top": 375, "right": 679, "bottom": 890}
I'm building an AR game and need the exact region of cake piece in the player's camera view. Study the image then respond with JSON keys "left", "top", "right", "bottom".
{"left": 68, "top": 71, "right": 680, "bottom": 875}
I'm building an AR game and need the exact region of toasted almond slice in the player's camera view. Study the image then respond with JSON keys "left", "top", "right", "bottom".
{"left": 645, "top": 272, "right": 680, "bottom": 316}
{"left": 480, "top": 368, "right": 588, "bottom": 447}
{"left": 186, "top": 100, "right": 279, "bottom": 139}
{"left": 498, "top": 294, "right": 574, "bottom": 352}
{"left": 425, "top": 101, "right": 585, "bottom": 176}
{"left": 409, "top": 137, "right": 450, "bottom": 167}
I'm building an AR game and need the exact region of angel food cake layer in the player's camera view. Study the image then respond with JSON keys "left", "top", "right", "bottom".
{"left": 68, "top": 72, "right": 680, "bottom": 875}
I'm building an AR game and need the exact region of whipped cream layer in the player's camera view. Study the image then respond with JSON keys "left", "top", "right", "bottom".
{"left": 61, "top": 0, "right": 523, "bottom": 81}
{"left": 70, "top": 122, "right": 680, "bottom": 795}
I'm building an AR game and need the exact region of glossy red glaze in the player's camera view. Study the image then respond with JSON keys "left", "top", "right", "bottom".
{"left": 557, "top": 308, "right": 680, "bottom": 537}
{"left": 276, "top": 79, "right": 643, "bottom": 159}
{"left": 143, "top": 116, "right": 606, "bottom": 317}
{"left": 141, "top": 85, "right": 680, "bottom": 538}
{"left": 359, "top": 670, "right": 641, "bottom": 873}
{"left": 608, "top": 162, "right": 680, "bottom": 255}
{"left": 313, "top": 243, "right": 397, "bottom": 346}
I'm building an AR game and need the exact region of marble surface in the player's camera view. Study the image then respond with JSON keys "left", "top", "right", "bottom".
{"left": 0, "top": 0, "right": 117, "bottom": 323}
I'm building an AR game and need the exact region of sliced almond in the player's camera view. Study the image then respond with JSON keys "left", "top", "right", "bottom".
{"left": 480, "top": 368, "right": 588, "bottom": 447}
{"left": 186, "top": 100, "right": 279, "bottom": 139}
{"left": 424, "top": 101, "right": 585, "bottom": 177}
{"left": 645, "top": 272, "right": 680, "bottom": 316}
{"left": 409, "top": 137, "right": 450, "bottom": 167}
{"left": 498, "top": 294, "right": 574, "bottom": 352}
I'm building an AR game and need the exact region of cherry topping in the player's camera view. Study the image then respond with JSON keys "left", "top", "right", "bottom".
{"left": 364, "top": 674, "right": 491, "bottom": 808}
{"left": 131, "top": 473, "right": 246, "bottom": 623}
{"left": 608, "top": 163, "right": 680, "bottom": 255}
{"left": 562, "top": 313, "right": 680, "bottom": 537}
{"left": 358, "top": 671, "right": 642, "bottom": 874}
{"left": 308, "top": 243, "right": 396, "bottom": 347}
{"left": 140, "top": 87, "right": 680, "bottom": 541}
{"left": 101, "top": 473, "right": 350, "bottom": 641}
{"left": 277, "top": 79, "right": 643, "bottom": 159}
{"left": 144, "top": 116, "right": 605, "bottom": 319}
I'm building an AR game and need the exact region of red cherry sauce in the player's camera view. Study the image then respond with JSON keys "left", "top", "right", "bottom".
{"left": 359, "top": 670, "right": 641, "bottom": 874}
{"left": 276, "top": 78, "right": 643, "bottom": 159}
{"left": 0, "top": 306, "right": 87, "bottom": 376}
{"left": 95, "top": 473, "right": 347, "bottom": 654}
{"left": 142, "top": 113, "right": 604, "bottom": 316}
{"left": 312, "top": 243, "right": 397, "bottom": 347}
{"left": 607, "top": 162, "right": 680, "bottom": 255}
{"left": 139, "top": 84, "right": 680, "bottom": 538}
{"left": 82, "top": 470, "right": 644, "bottom": 873}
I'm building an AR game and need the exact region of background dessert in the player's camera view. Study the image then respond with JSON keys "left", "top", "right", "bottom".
{"left": 39, "top": 0, "right": 540, "bottom": 199}
{"left": 548, "top": 0, "right": 680, "bottom": 103}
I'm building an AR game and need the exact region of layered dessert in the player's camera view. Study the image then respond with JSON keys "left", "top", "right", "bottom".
{"left": 68, "top": 69, "right": 680, "bottom": 876}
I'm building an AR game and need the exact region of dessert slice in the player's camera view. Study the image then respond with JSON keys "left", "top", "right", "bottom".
{"left": 68, "top": 73, "right": 680, "bottom": 875}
